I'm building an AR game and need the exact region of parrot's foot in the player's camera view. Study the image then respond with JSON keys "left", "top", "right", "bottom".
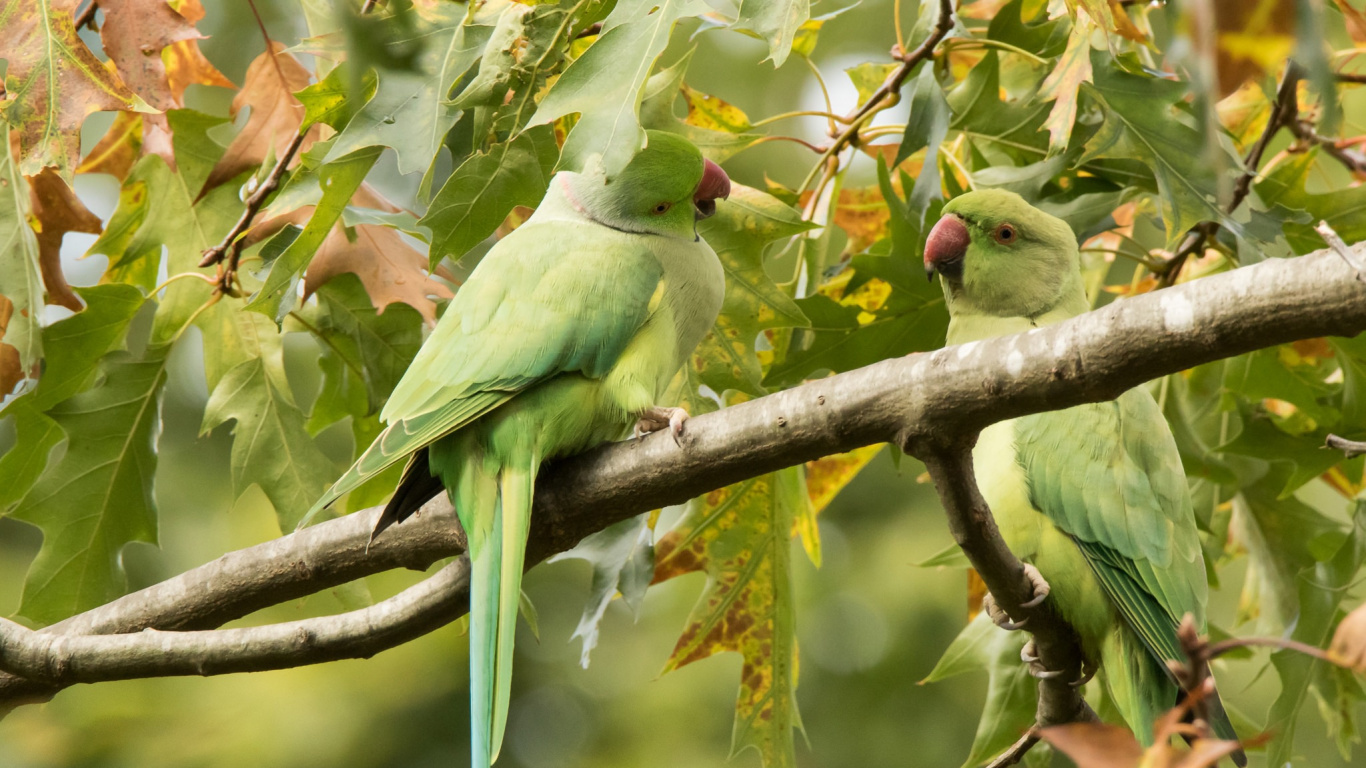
{"left": 1019, "top": 639, "right": 1066, "bottom": 680}
{"left": 635, "top": 406, "right": 689, "bottom": 446}
{"left": 1069, "top": 659, "right": 1098, "bottom": 688}
{"left": 981, "top": 563, "right": 1052, "bottom": 631}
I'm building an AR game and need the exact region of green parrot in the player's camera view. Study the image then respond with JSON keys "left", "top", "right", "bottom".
{"left": 306, "top": 131, "right": 730, "bottom": 767}
{"left": 923, "top": 189, "right": 1244, "bottom": 763}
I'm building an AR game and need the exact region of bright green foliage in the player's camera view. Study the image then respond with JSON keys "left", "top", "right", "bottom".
{"left": 12, "top": 345, "right": 169, "bottom": 624}
{"left": 3, "top": 0, "right": 1366, "bottom": 765}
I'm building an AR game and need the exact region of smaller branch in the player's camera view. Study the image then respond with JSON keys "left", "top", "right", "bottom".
{"left": 1158, "top": 63, "right": 1301, "bottom": 286}
{"left": 73, "top": 0, "right": 97, "bottom": 29}
{"left": 1326, "top": 433, "right": 1366, "bottom": 458}
{"left": 746, "top": 135, "right": 829, "bottom": 154}
{"left": 844, "top": 0, "right": 955, "bottom": 127}
{"left": 0, "top": 560, "right": 470, "bottom": 684}
{"left": 1289, "top": 119, "right": 1366, "bottom": 175}
{"left": 360, "top": 0, "right": 382, "bottom": 13}
{"left": 1204, "top": 635, "right": 1337, "bottom": 665}
{"left": 907, "top": 435, "right": 1097, "bottom": 730}
{"left": 1336, "top": 72, "right": 1366, "bottom": 84}
{"left": 984, "top": 728, "right": 1041, "bottom": 768}
{"left": 198, "top": 131, "right": 308, "bottom": 293}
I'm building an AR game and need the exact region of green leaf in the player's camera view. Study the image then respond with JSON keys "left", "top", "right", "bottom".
{"left": 245, "top": 148, "right": 381, "bottom": 324}
{"left": 0, "top": 397, "right": 62, "bottom": 512}
{"left": 1265, "top": 503, "right": 1366, "bottom": 767}
{"left": 320, "top": 3, "right": 492, "bottom": 176}
{"left": 85, "top": 154, "right": 243, "bottom": 344}
{"left": 895, "top": 64, "right": 951, "bottom": 214}
{"left": 291, "top": 272, "right": 424, "bottom": 421}
{"left": 0, "top": 137, "right": 44, "bottom": 376}
{"left": 766, "top": 235, "right": 948, "bottom": 388}
{"left": 550, "top": 512, "right": 655, "bottom": 668}
{"left": 164, "top": 109, "right": 231, "bottom": 197}
{"left": 450, "top": 0, "right": 580, "bottom": 138}
{"left": 640, "top": 48, "right": 761, "bottom": 163}
{"left": 735, "top": 0, "right": 811, "bottom": 67}
{"left": 529, "top": 0, "right": 708, "bottom": 178}
{"left": 922, "top": 612, "right": 1003, "bottom": 683}
{"left": 296, "top": 64, "right": 377, "bottom": 132}
{"left": 200, "top": 312, "right": 337, "bottom": 531}
{"left": 655, "top": 467, "right": 806, "bottom": 768}
{"left": 32, "top": 284, "right": 146, "bottom": 410}
{"left": 949, "top": 51, "right": 1050, "bottom": 163}
{"left": 690, "top": 185, "right": 813, "bottom": 398}
{"left": 11, "top": 344, "right": 170, "bottom": 625}
{"left": 1081, "top": 54, "right": 1246, "bottom": 247}
{"left": 420, "top": 125, "right": 559, "bottom": 268}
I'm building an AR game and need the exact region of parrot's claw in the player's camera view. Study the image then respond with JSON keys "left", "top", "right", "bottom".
{"left": 636, "top": 406, "right": 690, "bottom": 446}
{"left": 1021, "top": 640, "right": 1040, "bottom": 665}
{"left": 982, "top": 592, "right": 1028, "bottom": 631}
{"left": 1018, "top": 563, "right": 1052, "bottom": 608}
{"left": 1070, "top": 659, "right": 1098, "bottom": 688}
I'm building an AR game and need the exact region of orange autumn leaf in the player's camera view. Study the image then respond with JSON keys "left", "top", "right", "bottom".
{"left": 1328, "top": 601, "right": 1366, "bottom": 673}
{"left": 27, "top": 168, "right": 102, "bottom": 311}
{"left": 97, "top": 0, "right": 203, "bottom": 111}
{"left": 200, "top": 43, "right": 318, "bottom": 196}
{"left": 77, "top": 111, "right": 144, "bottom": 179}
{"left": 0, "top": 296, "right": 23, "bottom": 397}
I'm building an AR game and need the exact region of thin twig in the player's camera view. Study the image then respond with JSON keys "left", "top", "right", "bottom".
{"left": 1157, "top": 62, "right": 1302, "bottom": 286}
{"left": 844, "top": 0, "right": 955, "bottom": 127}
{"left": 984, "top": 728, "right": 1041, "bottom": 768}
{"left": 1335, "top": 72, "right": 1366, "bottom": 84}
{"left": 198, "top": 131, "right": 308, "bottom": 293}
{"left": 746, "top": 135, "right": 829, "bottom": 154}
{"left": 1326, "top": 433, "right": 1366, "bottom": 458}
{"left": 1204, "top": 635, "right": 1338, "bottom": 665}
{"left": 360, "top": 0, "right": 382, "bottom": 13}
{"left": 1315, "top": 221, "right": 1366, "bottom": 282}
{"left": 1289, "top": 119, "right": 1366, "bottom": 175}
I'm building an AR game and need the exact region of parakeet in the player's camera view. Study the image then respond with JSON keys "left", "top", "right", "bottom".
{"left": 923, "top": 189, "right": 1244, "bottom": 764}
{"left": 306, "top": 131, "right": 730, "bottom": 767}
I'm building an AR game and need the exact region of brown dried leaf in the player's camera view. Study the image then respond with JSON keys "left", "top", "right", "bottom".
{"left": 1328, "top": 601, "right": 1366, "bottom": 673}
{"left": 0, "top": 296, "right": 23, "bottom": 397}
{"left": 0, "top": 0, "right": 148, "bottom": 178}
{"left": 162, "top": 0, "right": 233, "bottom": 102}
{"left": 305, "top": 224, "right": 453, "bottom": 324}
{"left": 97, "top": 0, "right": 201, "bottom": 110}
{"left": 1040, "top": 723, "right": 1144, "bottom": 768}
{"left": 28, "top": 168, "right": 102, "bottom": 312}
{"left": 200, "top": 43, "right": 317, "bottom": 196}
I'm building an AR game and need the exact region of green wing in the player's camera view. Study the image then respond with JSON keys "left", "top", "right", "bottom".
{"left": 304, "top": 218, "right": 666, "bottom": 520}
{"left": 1015, "top": 387, "right": 1207, "bottom": 664}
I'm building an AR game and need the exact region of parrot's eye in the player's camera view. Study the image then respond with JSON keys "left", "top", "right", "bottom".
{"left": 994, "top": 223, "right": 1017, "bottom": 244}
{"left": 652, "top": 201, "right": 673, "bottom": 215}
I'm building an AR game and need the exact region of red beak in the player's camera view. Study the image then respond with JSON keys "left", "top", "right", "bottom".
{"left": 693, "top": 159, "right": 731, "bottom": 219}
{"left": 924, "top": 214, "right": 970, "bottom": 281}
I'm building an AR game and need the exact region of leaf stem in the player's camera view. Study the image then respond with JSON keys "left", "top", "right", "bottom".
{"left": 938, "top": 38, "right": 1048, "bottom": 66}
{"left": 747, "top": 135, "right": 828, "bottom": 153}
{"left": 749, "top": 110, "right": 850, "bottom": 128}
{"left": 150, "top": 271, "right": 218, "bottom": 297}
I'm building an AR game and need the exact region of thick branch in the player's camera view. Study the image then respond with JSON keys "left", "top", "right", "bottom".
{"left": 911, "top": 437, "right": 1096, "bottom": 730}
{"left": 0, "top": 560, "right": 468, "bottom": 684}
{"left": 1, "top": 245, "right": 1365, "bottom": 708}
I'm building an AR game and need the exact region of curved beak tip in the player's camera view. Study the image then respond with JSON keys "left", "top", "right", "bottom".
{"left": 695, "top": 158, "right": 731, "bottom": 205}
{"left": 924, "top": 214, "right": 970, "bottom": 281}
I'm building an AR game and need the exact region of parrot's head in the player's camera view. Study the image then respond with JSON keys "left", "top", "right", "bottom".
{"left": 565, "top": 130, "right": 731, "bottom": 240}
{"left": 924, "top": 188, "right": 1083, "bottom": 319}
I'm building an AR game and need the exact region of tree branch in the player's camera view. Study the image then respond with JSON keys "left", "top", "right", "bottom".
{"left": 0, "top": 559, "right": 469, "bottom": 685}
{"left": 1, "top": 245, "right": 1365, "bottom": 714}
{"left": 911, "top": 437, "right": 1097, "bottom": 730}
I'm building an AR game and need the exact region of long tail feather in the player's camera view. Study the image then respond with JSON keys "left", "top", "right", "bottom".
{"left": 490, "top": 461, "right": 536, "bottom": 759}
{"left": 459, "top": 452, "right": 499, "bottom": 768}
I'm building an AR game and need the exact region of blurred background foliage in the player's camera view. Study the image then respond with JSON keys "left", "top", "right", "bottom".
{"left": 2, "top": 0, "right": 1366, "bottom": 766}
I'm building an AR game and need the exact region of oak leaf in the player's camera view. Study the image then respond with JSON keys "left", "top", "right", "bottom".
{"left": 200, "top": 43, "right": 317, "bottom": 196}
{"left": 28, "top": 168, "right": 102, "bottom": 311}
{"left": 0, "top": 0, "right": 150, "bottom": 178}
